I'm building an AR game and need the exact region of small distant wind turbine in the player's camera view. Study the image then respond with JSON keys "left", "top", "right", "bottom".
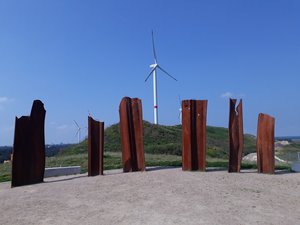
{"left": 178, "top": 95, "right": 182, "bottom": 124}
{"left": 145, "top": 30, "right": 177, "bottom": 125}
{"left": 74, "top": 120, "right": 83, "bottom": 144}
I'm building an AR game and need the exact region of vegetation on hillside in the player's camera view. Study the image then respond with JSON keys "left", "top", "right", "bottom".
{"left": 103, "top": 121, "right": 257, "bottom": 158}
{"left": 0, "top": 151, "right": 290, "bottom": 183}
{"left": 0, "top": 144, "right": 73, "bottom": 163}
{"left": 0, "top": 121, "right": 293, "bottom": 183}
{"left": 276, "top": 142, "right": 300, "bottom": 162}
{"left": 0, "top": 146, "right": 12, "bottom": 163}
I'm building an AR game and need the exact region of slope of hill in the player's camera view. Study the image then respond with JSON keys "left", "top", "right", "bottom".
{"left": 59, "top": 121, "right": 257, "bottom": 159}
{"left": 0, "top": 147, "right": 12, "bottom": 163}
{"left": 275, "top": 141, "right": 300, "bottom": 162}
{"left": 0, "top": 144, "right": 73, "bottom": 163}
{"left": 0, "top": 122, "right": 288, "bottom": 183}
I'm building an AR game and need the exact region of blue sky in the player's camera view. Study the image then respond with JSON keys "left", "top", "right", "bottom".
{"left": 0, "top": 0, "right": 300, "bottom": 145}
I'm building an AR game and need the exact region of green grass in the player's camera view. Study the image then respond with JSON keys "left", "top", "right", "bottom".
{"left": 0, "top": 163, "right": 11, "bottom": 182}
{"left": 0, "top": 121, "right": 292, "bottom": 183}
{"left": 276, "top": 142, "right": 300, "bottom": 162}
{"left": 0, "top": 151, "right": 291, "bottom": 183}
{"left": 71, "top": 121, "right": 257, "bottom": 158}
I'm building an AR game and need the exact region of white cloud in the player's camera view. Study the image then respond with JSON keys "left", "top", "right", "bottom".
{"left": 49, "top": 121, "right": 57, "bottom": 126}
{"left": 0, "top": 97, "right": 14, "bottom": 110}
{"left": 0, "top": 96, "right": 12, "bottom": 104}
{"left": 56, "top": 124, "right": 68, "bottom": 130}
{"left": 220, "top": 92, "right": 246, "bottom": 100}
{"left": 221, "top": 92, "right": 233, "bottom": 99}
{"left": 0, "top": 97, "right": 14, "bottom": 104}
{"left": 0, "top": 97, "right": 9, "bottom": 103}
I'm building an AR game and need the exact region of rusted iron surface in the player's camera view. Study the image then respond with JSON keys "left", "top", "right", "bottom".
{"left": 228, "top": 99, "right": 244, "bottom": 173}
{"left": 88, "top": 116, "right": 104, "bottom": 176}
{"left": 182, "top": 100, "right": 208, "bottom": 171}
{"left": 119, "top": 97, "right": 145, "bottom": 172}
{"left": 257, "top": 113, "right": 275, "bottom": 174}
{"left": 11, "top": 100, "right": 46, "bottom": 187}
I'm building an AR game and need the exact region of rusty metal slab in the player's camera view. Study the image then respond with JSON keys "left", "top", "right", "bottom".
{"left": 88, "top": 116, "right": 104, "bottom": 176}
{"left": 11, "top": 100, "right": 46, "bottom": 187}
{"left": 182, "top": 100, "right": 208, "bottom": 171}
{"left": 228, "top": 99, "right": 244, "bottom": 173}
{"left": 257, "top": 113, "right": 275, "bottom": 174}
{"left": 119, "top": 97, "right": 145, "bottom": 172}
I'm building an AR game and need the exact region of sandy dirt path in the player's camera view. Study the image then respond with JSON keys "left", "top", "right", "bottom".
{"left": 0, "top": 168, "right": 300, "bottom": 225}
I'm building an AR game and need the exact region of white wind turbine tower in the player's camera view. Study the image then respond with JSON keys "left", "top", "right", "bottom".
{"left": 145, "top": 31, "right": 177, "bottom": 125}
{"left": 178, "top": 95, "right": 182, "bottom": 124}
{"left": 74, "top": 120, "right": 82, "bottom": 144}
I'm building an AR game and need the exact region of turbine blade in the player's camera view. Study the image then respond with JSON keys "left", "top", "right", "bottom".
{"left": 157, "top": 65, "right": 177, "bottom": 81}
{"left": 74, "top": 120, "right": 80, "bottom": 128}
{"left": 152, "top": 30, "right": 158, "bottom": 63}
{"left": 145, "top": 67, "right": 156, "bottom": 82}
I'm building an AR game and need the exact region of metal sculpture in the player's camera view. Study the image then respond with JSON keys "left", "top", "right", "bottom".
{"left": 11, "top": 100, "right": 46, "bottom": 187}
{"left": 182, "top": 100, "right": 208, "bottom": 171}
{"left": 228, "top": 99, "right": 244, "bottom": 172}
{"left": 257, "top": 113, "right": 275, "bottom": 174}
{"left": 88, "top": 116, "right": 104, "bottom": 176}
{"left": 119, "top": 97, "right": 145, "bottom": 172}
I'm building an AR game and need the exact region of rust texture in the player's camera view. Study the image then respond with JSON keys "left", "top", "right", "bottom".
{"left": 182, "top": 100, "right": 208, "bottom": 171}
{"left": 228, "top": 99, "right": 244, "bottom": 172}
{"left": 119, "top": 97, "right": 145, "bottom": 172}
{"left": 88, "top": 116, "right": 104, "bottom": 176}
{"left": 257, "top": 113, "right": 275, "bottom": 174}
{"left": 11, "top": 100, "right": 46, "bottom": 187}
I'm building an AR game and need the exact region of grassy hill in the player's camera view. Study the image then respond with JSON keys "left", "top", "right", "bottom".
{"left": 68, "top": 121, "right": 257, "bottom": 158}
{"left": 0, "top": 146, "right": 12, "bottom": 163}
{"left": 57, "top": 121, "right": 257, "bottom": 158}
{"left": 276, "top": 142, "right": 300, "bottom": 162}
{"left": 0, "top": 144, "right": 73, "bottom": 163}
{"left": 0, "top": 121, "right": 291, "bottom": 183}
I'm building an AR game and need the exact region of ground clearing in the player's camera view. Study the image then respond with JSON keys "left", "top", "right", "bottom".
{"left": 0, "top": 168, "right": 299, "bottom": 225}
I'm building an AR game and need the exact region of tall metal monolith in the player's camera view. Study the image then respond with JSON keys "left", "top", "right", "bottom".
{"left": 228, "top": 99, "right": 244, "bottom": 172}
{"left": 119, "top": 97, "right": 145, "bottom": 172}
{"left": 88, "top": 116, "right": 104, "bottom": 176}
{"left": 11, "top": 100, "right": 46, "bottom": 187}
{"left": 182, "top": 100, "right": 208, "bottom": 171}
{"left": 257, "top": 113, "right": 275, "bottom": 174}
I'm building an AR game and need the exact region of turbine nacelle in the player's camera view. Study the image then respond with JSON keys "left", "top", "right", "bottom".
{"left": 150, "top": 63, "right": 158, "bottom": 69}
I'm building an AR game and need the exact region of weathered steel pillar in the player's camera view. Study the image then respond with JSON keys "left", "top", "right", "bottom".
{"left": 88, "top": 116, "right": 104, "bottom": 176}
{"left": 182, "top": 100, "right": 208, "bottom": 171}
{"left": 257, "top": 113, "right": 275, "bottom": 174}
{"left": 119, "top": 97, "right": 145, "bottom": 172}
{"left": 228, "top": 99, "right": 244, "bottom": 172}
{"left": 11, "top": 100, "right": 46, "bottom": 187}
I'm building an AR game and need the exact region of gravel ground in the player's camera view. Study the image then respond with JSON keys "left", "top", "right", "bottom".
{"left": 0, "top": 167, "right": 300, "bottom": 225}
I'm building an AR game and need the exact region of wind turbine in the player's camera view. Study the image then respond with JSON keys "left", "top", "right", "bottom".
{"left": 145, "top": 30, "right": 177, "bottom": 125}
{"left": 178, "top": 95, "right": 182, "bottom": 124}
{"left": 74, "top": 120, "right": 82, "bottom": 144}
